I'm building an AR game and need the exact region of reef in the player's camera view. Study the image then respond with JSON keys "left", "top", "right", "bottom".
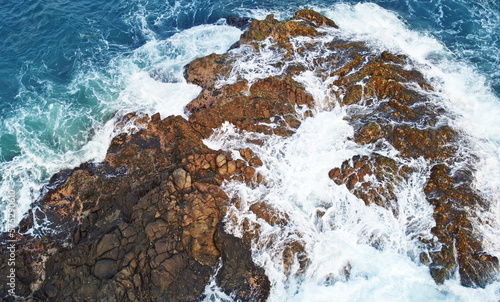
{"left": 0, "top": 9, "right": 497, "bottom": 302}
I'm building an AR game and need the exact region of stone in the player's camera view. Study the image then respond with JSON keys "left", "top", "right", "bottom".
{"left": 94, "top": 259, "right": 118, "bottom": 280}
{"left": 146, "top": 220, "right": 168, "bottom": 241}
{"left": 329, "top": 155, "right": 400, "bottom": 208}
{"left": 173, "top": 168, "right": 191, "bottom": 191}
{"left": 188, "top": 75, "right": 314, "bottom": 137}
{"left": 249, "top": 156, "right": 263, "bottom": 167}
{"left": 356, "top": 122, "right": 382, "bottom": 144}
{"left": 96, "top": 233, "right": 120, "bottom": 257}
{"left": 214, "top": 223, "right": 270, "bottom": 301}
{"left": 240, "top": 148, "right": 254, "bottom": 161}
{"left": 342, "top": 84, "right": 363, "bottom": 105}
{"left": 216, "top": 153, "right": 227, "bottom": 168}
{"left": 249, "top": 202, "right": 288, "bottom": 226}
{"left": 225, "top": 16, "right": 252, "bottom": 30}
{"left": 292, "top": 9, "right": 338, "bottom": 28}
{"left": 227, "top": 161, "right": 236, "bottom": 174}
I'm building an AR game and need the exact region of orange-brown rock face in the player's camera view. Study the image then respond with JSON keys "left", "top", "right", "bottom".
{"left": 239, "top": 11, "right": 326, "bottom": 55}
{"left": 325, "top": 41, "right": 498, "bottom": 287}
{"left": 218, "top": 9, "right": 497, "bottom": 290}
{"left": 185, "top": 10, "right": 498, "bottom": 288}
{"left": 322, "top": 25, "right": 497, "bottom": 289}
{"left": 0, "top": 9, "right": 497, "bottom": 302}
{"left": 0, "top": 114, "right": 269, "bottom": 301}
{"left": 328, "top": 155, "right": 403, "bottom": 210}
{"left": 424, "top": 164, "right": 499, "bottom": 287}
{"left": 188, "top": 75, "right": 314, "bottom": 138}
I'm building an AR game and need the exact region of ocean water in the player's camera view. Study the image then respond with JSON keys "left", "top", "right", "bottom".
{"left": 1, "top": 0, "right": 499, "bottom": 300}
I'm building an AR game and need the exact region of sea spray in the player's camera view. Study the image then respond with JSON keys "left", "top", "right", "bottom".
{"left": 202, "top": 5, "right": 500, "bottom": 300}
{"left": 0, "top": 1, "right": 498, "bottom": 300}
{"left": 324, "top": 0, "right": 500, "bottom": 276}
{"left": 0, "top": 23, "right": 241, "bottom": 231}
{"left": 205, "top": 115, "right": 456, "bottom": 300}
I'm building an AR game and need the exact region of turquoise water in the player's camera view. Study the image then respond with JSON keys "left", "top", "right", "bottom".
{"left": 1, "top": 0, "right": 499, "bottom": 226}
{"left": 1, "top": 0, "right": 500, "bottom": 299}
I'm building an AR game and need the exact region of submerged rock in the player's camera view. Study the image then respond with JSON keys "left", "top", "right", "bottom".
{"left": 225, "top": 16, "right": 253, "bottom": 30}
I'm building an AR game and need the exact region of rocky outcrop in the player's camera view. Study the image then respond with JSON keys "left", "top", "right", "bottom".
{"left": 0, "top": 113, "right": 270, "bottom": 301}
{"left": 424, "top": 164, "right": 499, "bottom": 287}
{"left": 320, "top": 22, "right": 497, "bottom": 288}
{"left": 0, "top": 12, "right": 324, "bottom": 301}
{"left": 199, "top": 8, "right": 498, "bottom": 288}
{"left": 188, "top": 75, "right": 314, "bottom": 138}
{"left": 239, "top": 11, "right": 334, "bottom": 56}
{"left": 328, "top": 154, "right": 405, "bottom": 210}
{"left": 1, "top": 9, "right": 497, "bottom": 302}
{"left": 190, "top": 9, "right": 498, "bottom": 288}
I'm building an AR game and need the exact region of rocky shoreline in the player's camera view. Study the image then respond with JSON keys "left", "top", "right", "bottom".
{"left": 1, "top": 10, "right": 498, "bottom": 301}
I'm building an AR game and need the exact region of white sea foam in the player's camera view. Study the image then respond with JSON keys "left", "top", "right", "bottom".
{"left": 205, "top": 116, "right": 499, "bottom": 301}
{"left": 0, "top": 22, "right": 241, "bottom": 231}
{"left": 323, "top": 0, "right": 500, "bottom": 281}
{"left": 203, "top": 4, "right": 500, "bottom": 300}
{"left": 95, "top": 22, "right": 242, "bottom": 118}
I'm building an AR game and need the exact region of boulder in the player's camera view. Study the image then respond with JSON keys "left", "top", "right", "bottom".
{"left": 94, "top": 259, "right": 118, "bottom": 280}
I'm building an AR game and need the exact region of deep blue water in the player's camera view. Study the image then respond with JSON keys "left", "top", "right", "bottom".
{"left": 1, "top": 0, "right": 499, "bottom": 106}
{"left": 1, "top": 0, "right": 499, "bottom": 226}
{"left": 0, "top": 0, "right": 499, "bottom": 235}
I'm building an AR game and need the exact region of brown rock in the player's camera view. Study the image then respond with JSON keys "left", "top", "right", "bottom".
{"left": 173, "top": 168, "right": 191, "bottom": 191}
{"left": 249, "top": 156, "right": 263, "bottom": 167}
{"left": 329, "top": 155, "right": 400, "bottom": 209}
{"left": 424, "top": 164, "right": 499, "bottom": 287}
{"left": 356, "top": 122, "right": 382, "bottom": 144}
{"left": 184, "top": 53, "right": 229, "bottom": 89}
{"left": 146, "top": 220, "right": 169, "bottom": 241}
{"left": 94, "top": 259, "right": 118, "bottom": 280}
{"left": 240, "top": 148, "right": 254, "bottom": 161}
{"left": 250, "top": 202, "right": 289, "bottom": 226}
{"left": 216, "top": 153, "right": 227, "bottom": 167}
{"left": 189, "top": 76, "right": 314, "bottom": 137}
{"left": 214, "top": 223, "right": 270, "bottom": 301}
{"left": 342, "top": 84, "right": 363, "bottom": 105}
{"left": 227, "top": 161, "right": 237, "bottom": 174}
{"left": 244, "top": 167, "right": 256, "bottom": 182}
{"left": 292, "top": 9, "right": 339, "bottom": 28}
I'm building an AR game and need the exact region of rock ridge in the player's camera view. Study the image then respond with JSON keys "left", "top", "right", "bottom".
{"left": 1, "top": 9, "right": 498, "bottom": 302}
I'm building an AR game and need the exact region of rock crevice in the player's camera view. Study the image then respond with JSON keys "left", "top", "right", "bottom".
{"left": 1, "top": 10, "right": 497, "bottom": 302}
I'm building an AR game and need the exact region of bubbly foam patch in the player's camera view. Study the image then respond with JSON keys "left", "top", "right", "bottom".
{"left": 321, "top": 1, "right": 500, "bottom": 276}
{"left": 0, "top": 23, "right": 241, "bottom": 230}
{"left": 203, "top": 4, "right": 500, "bottom": 299}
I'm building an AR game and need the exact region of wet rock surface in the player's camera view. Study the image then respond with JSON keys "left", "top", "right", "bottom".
{"left": 1, "top": 9, "right": 497, "bottom": 302}
{"left": 0, "top": 114, "right": 269, "bottom": 301}
{"left": 328, "top": 154, "right": 404, "bottom": 210}
{"left": 318, "top": 20, "right": 497, "bottom": 289}
{"left": 201, "top": 8, "right": 497, "bottom": 288}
